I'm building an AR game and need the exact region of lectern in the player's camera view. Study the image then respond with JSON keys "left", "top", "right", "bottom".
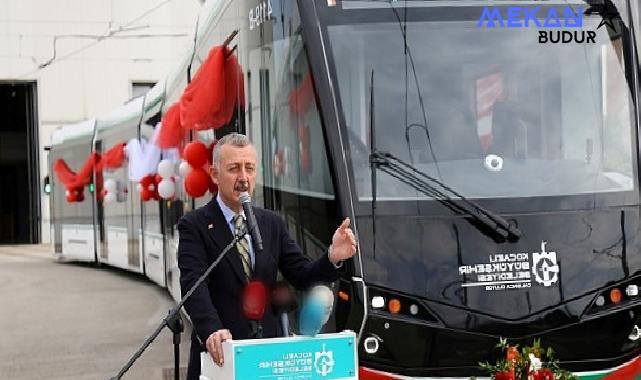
{"left": 200, "top": 331, "right": 358, "bottom": 380}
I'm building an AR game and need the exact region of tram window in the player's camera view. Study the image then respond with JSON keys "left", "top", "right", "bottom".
{"left": 247, "top": 0, "right": 339, "bottom": 260}
{"left": 329, "top": 18, "right": 636, "bottom": 201}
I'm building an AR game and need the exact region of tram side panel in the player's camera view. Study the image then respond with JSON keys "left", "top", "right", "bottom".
{"left": 95, "top": 102, "right": 144, "bottom": 274}
{"left": 140, "top": 102, "right": 167, "bottom": 287}
{"left": 50, "top": 136, "right": 97, "bottom": 263}
{"left": 160, "top": 59, "right": 191, "bottom": 303}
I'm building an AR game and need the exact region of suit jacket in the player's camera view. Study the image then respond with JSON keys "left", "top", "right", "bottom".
{"left": 177, "top": 197, "right": 339, "bottom": 379}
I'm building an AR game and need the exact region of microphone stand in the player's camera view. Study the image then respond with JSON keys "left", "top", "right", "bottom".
{"left": 109, "top": 229, "right": 245, "bottom": 380}
{"left": 280, "top": 313, "right": 290, "bottom": 337}
{"left": 249, "top": 320, "right": 263, "bottom": 339}
{"left": 167, "top": 311, "right": 183, "bottom": 380}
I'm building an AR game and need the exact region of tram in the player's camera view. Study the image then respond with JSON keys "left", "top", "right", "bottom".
{"left": 49, "top": 0, "right": 641, "bottom": 378}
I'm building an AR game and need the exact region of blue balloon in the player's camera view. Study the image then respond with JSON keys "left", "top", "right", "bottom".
{"left": 298, "top": 297, "right": 324, "bottom": 336}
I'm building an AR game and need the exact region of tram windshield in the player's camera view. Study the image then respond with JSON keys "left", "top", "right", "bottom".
{"left": 326, "top": 1, "right": 637, "bottom": 203}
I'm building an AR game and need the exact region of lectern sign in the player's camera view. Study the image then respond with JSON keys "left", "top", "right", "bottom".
{"left": 201, "top": 332, "right": 358, "bottom": 380}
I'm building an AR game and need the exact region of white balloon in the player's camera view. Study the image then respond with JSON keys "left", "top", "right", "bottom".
{"left": 158, "top": 179, "right": 175, "bottom": 199}
{"left": 104, "top": 192, "right": 117, "bottom": 203}
{"left": 158, "top": 159, "right": 174, "bottom": 179}
{"left": 104, "top": 178, "right": 117, "bottom": 192}
{"left": 178, "top": 161, "right": 190, "bottom": 177}
{"left": 136, "top": 183, "right": 143, "bottom": 193}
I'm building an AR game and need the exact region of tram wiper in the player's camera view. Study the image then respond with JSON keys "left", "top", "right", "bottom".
{"left": 370, "top": 150, "right": 521, "bottom": 242}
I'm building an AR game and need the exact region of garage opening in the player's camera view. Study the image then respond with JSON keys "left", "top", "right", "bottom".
{"left": 0, "top": 82, "right": 40, "bottom": 244}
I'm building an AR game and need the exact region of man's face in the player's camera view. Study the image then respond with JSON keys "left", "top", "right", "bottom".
{"left": 210, "top": 144, "right": 257, "bottom": 210}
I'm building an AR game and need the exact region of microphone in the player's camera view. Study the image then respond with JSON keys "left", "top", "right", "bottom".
{"left": 298, "top": 296, "right": 325, "bottom": 337}
{"left": 271, "top": 281, "right": 298, "bottom": 337}
{"left": 239, "top": 192, "right": 263, "bottom": 252}
{"left": 242, "top": 281, "right": 267, "bottom": 338}
{"left": 308, "top": 285, "right": 334, "bottom": 325}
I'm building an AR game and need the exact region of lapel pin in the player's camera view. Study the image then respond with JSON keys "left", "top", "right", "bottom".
{"left": 208, "top": 224, "right": 214, "bottom": 229}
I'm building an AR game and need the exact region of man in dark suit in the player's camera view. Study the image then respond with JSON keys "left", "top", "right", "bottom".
{"left": 178, "top": 133, "right": 357, "bottom": 380}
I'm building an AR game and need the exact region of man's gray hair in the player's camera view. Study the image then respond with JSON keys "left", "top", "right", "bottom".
{"left": 212, "top": 133, "right": 253, "bottom": 167}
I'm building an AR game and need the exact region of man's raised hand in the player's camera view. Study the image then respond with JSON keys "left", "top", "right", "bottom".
{"left": 329, "top": 217, "right": 357, "bottom": 264}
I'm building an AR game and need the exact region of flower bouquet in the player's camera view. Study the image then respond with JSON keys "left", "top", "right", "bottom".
{"left": 478, "top": 338, "right": 578, "bottom": 380}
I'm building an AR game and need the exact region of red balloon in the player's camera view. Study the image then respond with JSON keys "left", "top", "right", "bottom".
{"left": 66, "top": 185, "right": 84, "bottom": 203}
{"left": 183, "top": 141, "right": 209, "bottom": 168}
{"left": 140, "top": 188, "right": 151, "bottom": 202}
{"left": 185, "top": 167, "right": 210, "bottom": 197}
{"left": 140, "top": 174, "right": 159, "bottom": 202}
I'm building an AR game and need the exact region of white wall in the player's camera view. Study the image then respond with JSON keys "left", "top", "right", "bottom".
{"left": 0, "top": 0, "right": 202, "bottom": 243}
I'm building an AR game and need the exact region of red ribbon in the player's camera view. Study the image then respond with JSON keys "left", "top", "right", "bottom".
{"left": 53, "top": 143, "right": 126, "bottom": 202}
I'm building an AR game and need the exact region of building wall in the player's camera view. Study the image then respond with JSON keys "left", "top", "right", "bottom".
{"left": 0, "top": 0, "right": 202, "bottom": 243}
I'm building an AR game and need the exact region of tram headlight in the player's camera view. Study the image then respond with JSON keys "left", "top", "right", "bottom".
{"left": 371, "top": 296, "right": 385, "bottom": 309}
{"left": 388, "top": 299, "right": 401, "bottom": 314}
{"left": 610, "top": 288, "right": 623, "bottom": 304}
{"left": 588, "top": 278, "right": 641, "bottom": 313}
{"left": 367, "top": 286, "right": 438, "bottom": 322}
{"left": 595, "top": 295, "right": 605, "bottom": 307}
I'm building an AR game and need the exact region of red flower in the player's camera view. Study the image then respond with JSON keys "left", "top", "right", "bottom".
{"left": 495, "top": 370, "right": 515, "bottom": 380}
{"left": 532, "top": 369, "right": 555, "bottom": 380}
{"left": 506, "top": 346, "right": 520, "bottom": 369}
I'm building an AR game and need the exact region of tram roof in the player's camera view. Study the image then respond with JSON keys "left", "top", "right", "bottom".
{"left": 96, "top": 84, "right": 163, "bottom": 129}
{"left": 51, "top": 118, "right": 96, "bottom": 145}
{"left": 52, "top": 0, "right": 228, "bottom": 144}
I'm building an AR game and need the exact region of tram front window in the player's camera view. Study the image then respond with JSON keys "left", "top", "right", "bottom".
{"left": 327, "top": 1, "right": 637, "bottom": 202}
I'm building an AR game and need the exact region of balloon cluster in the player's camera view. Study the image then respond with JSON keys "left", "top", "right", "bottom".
{"left": 134, "top": 139, "right": 217, "bottom": 201}
{"left": 181, "top": 140, "right": 217, "bottom": 198}
{"left": 138, "top": 174, "right": 160, "bottom": 201}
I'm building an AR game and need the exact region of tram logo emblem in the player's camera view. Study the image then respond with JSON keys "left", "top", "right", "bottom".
{"left": 314, "top": 344, "right": 335, "bottom": 376}
{"left": 532, "top": 241, "right": 560, "bottom": 287}
{"left": 458, "top": 241, "right": 563, "bottom": 291}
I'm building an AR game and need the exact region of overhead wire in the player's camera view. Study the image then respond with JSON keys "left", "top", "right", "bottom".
{"left": 17, "top": 0, "right": 185, "bottom": 79}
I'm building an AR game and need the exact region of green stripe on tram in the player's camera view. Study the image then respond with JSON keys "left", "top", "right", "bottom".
{"left": 578, "top": 374, "right": 607, "bottom": 380}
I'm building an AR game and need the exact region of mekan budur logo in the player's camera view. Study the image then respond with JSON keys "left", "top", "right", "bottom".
{"left": 477, "top": 4, "right": 621, "bottom": 44}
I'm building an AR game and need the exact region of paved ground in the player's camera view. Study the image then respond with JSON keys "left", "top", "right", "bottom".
{"left": 0, "top": 244, "right": 192, "bottom": 380}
